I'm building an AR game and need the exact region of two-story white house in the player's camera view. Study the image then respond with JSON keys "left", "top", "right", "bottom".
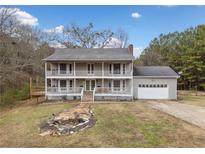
{"left": 43, "top": 44, "right": 179, "bottom": 101}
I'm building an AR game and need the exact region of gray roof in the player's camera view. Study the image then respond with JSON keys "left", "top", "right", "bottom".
{"left": 43, "top": 48, "right": 134, "bottom": 61}
{"left": 133, "top": 66, "right": 179, "bottom": 77}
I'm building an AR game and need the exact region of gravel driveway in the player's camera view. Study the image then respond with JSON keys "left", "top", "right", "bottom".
{"left": 146, "top": 101, "right": 205, "bottom": 129}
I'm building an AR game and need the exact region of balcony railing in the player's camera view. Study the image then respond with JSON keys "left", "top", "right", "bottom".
{"left": 46, "top": 70, "right": 73, "bottom": 76}
{"left": 46, "top": 70, "right": 132, "bottom": 77}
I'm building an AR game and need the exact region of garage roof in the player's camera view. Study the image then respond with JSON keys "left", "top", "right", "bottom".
{"left": 43, "top": 48, "right": 134, "bottom": 61}
{"left": 133, "top": 66, "right": 179, "bottom": 77}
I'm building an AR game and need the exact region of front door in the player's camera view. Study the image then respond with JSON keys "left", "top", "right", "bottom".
{"left": 85, "top": 80, "right": 96, "bottom": 91}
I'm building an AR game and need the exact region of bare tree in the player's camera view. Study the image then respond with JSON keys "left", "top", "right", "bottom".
{"left": 114, "top": 29, "right": 128, "bottom": 48}
{"left": 63, "top": 23, "right": 114, "bottom": 48}
{"left": 0, "top": 7, "right": 19, "bottom": 36}
{"left": 0, "top": 8, "right": 54, "bottom": 93}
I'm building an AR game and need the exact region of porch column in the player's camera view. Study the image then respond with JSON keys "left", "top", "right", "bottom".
{"left": 51, "top": 79, "right": 53, "bottom": 87}
{"left": 74, "top": 62, "right": 76, "bottom": 76}
{"left": 131, "top": 62, "right": 133, "bottom": 100}
{"left": 102, "top": 62, "right": 104, "bottom": 91}
{"left": 50, "top": 63, "right": 53, "bottom": 74}
{"left": 45, "top": 62, "right": 47, "bottom": 96}
{"left": 58, "top": 63, "right": 60, "bottom": 75}
{"left": 58, "top": 80, "right": 60, "bottom": 93}
{"left": 102, "top": 62, "right": 104, "bottom": 76}
{"left": 74, "top": 78, "right": 76, "bottom": 92}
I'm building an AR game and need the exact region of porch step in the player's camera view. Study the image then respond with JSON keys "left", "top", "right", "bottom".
{"left": 82, "top": 91, "right": 93, "bottom": 102}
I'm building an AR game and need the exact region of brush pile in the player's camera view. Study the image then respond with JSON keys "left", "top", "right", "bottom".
{"left": 39, "top": 103, "right": 95, "bottom": 136}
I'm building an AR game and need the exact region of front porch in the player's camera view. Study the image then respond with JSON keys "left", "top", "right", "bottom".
{"left": 45, "top": 79, "right": 132, "bottom": 101}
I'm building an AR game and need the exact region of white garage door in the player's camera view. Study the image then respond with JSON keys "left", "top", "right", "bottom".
{"left": 137, "top": 84, "right": 169, "bottom": 99}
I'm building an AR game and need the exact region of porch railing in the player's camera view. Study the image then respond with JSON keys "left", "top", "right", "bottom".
{"left": 94, "top": 87, "right": 131, "bottom": 95}
{"left": 47, "top": 87, "right": 83, "bottom": 94}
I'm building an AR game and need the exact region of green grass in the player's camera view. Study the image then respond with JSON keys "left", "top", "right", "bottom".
{"left": 1, "top": 102, "right": 205, "bottom": 147}
{"left": 178, "top": 94, "right": 205, "bottom": 107}
{"left": 0, "top": 84, "right": 30, "bottom": 107}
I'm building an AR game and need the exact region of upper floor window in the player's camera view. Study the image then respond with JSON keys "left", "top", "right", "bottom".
{"left": 113, "top": 63, "right": 120, "bottom": 74}
{"left": 60, "top": 64, "right": 66, "bottom": 74}
{"left": 122, "top": 64, "right": 126, "bottom": 74}
{"left": 69, "top": 64, "right": 72, "bottom": 74}
{"left": 47, "top": 63, "right": 51, "bottom": 71}
{"left": 109, "top": 64, "right": 112, "bottom": 74}
{"left": 88, "top": 64, "right": 94, "bottom": 74}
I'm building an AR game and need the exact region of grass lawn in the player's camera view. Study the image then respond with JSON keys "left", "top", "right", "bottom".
{"left": 1, "top": 101, "right": 205, "bottom": 147}
{"left": 178, "top": 92, "right": 205, "bottom": 107}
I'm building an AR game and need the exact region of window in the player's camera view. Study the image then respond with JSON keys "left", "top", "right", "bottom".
{"left": 69, "top": 64, "right": 72, "bottom": 74}
{"left": 108, "top": 80, "right": 112, "bottom": 90}
{"left": 122, "top": 64, "right": 126, "bottom": 74}
{"left": 60, "top": 80, "right": 67, "bottom": 87}
{"left": 146, "top": 84, "right": 149, "bottom": 87}
{"left": 60, "top": 64, "right": 66, "bottom": 74}
{"left": 139, "top": 84, "right": 141, "bottom": 87}
{"left": 164, "top": 84, "right": 167, "bottom": 88}
{"left": 142, "top": 84, "right": 145, "bottom": 87}
{"left": 153, "top": 84, "right": 156, "bottom": 88}
{"left": 47, "top": 63, "right": 51, "bottom": 71}
{"left": 109, "top": 64, "right": 112, "bottom": 74}
{"left": 69, "top": 80, "right": 73, "bottom": 90}
{"left": 122, "top": 80, "right": 126, "bottom": 91}
{"left": 113, "top": 80, "right": 120, "bottom": 91}
{"left": 47, "top": 79, "right": 51, "bottom": 87}
{"left": 88, "top": 64, "right": 94, "bottom": 74}
{"left": 157, "top": 84, "right": 160, "bottom": 87}
{"left": 113, "top": 63, "right": 121, "bottom": 74}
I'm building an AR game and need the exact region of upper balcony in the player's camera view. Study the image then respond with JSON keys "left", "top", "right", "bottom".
{"left": 45, "top": 62, "right": 133, "bottom": 78}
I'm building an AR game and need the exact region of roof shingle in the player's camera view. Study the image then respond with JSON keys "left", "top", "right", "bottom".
{"left": 43, "top": 48, "right": 134, "bottom": 61}
{"left": 133, "top": 66, "right": 179, "bottom": 77}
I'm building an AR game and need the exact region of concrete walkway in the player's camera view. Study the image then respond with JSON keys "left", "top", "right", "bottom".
{"left": 147, "top": 101, "right": 205, "bottom": 129}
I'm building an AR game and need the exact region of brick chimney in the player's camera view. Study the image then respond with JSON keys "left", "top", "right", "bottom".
{"left": 128, "top": 44, "right": 133, "bottom": 55}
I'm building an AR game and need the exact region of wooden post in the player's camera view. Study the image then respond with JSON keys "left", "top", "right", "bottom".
{"left": 30, "top": 77, "right": 32, "bottom": 99}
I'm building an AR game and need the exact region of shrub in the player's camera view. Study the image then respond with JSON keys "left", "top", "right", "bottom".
{"left": 0, "top": 84, "right": 30, "bottom": 107}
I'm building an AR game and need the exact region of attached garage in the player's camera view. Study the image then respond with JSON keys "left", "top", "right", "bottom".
{"left": 133, "top": 66, "right": 179, "bottom": 100}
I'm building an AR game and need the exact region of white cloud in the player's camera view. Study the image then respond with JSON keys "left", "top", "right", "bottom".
{"left": 44, "top": 25, "right": 64, "bottom": 33}
{"left": 133, "top": 47, "right": 143, "bottom": 58}
{"left": 104, "top": 37, "right": 123, "bottom": 48}
{"left": 131, "top": 12, "right": 141, "bottom": 19}
{"left": 49, "top": 41, "right": 66, "bottom": 48}
{"left": 0, "top": 8, "right": 38, "bottom": 26}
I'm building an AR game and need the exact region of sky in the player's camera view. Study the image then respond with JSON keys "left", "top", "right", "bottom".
{"left": 3, "top": 5, "right": 205, "bottom": 57}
